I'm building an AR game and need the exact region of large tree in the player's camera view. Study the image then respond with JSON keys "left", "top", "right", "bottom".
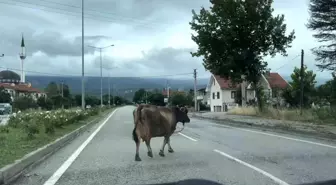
{"left": 307, "top": 0, "right": 336, "bottom": 71}
{"left": 282, "top": 66, "right": 317, "bottom": 107}
{"left": 190, "top": 0, "right": 295, "bottom": 111}
{"left": 0, "top": 87, "right": 11, "bottom": 103}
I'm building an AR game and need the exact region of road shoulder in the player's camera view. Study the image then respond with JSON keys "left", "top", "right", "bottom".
{"left": 0, "top": 108, "right": 114, "bottom": 185}
{"left": 190, "top": 113, "right": 336, "bottom": 143}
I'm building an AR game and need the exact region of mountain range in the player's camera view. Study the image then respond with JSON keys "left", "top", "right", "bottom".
{"left": 25, "top": 75, "right": 331, "bottom": 100}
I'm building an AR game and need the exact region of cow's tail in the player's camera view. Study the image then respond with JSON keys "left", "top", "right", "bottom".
{"left": 136, "top": 105, "right": 143, "bottom": 125}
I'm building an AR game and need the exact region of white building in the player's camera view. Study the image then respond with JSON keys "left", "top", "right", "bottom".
{"left": 206, "top": 72, "right": 290, "bottom": 112}
{"left": 0, "top": 70, "right": 46, "bottom": 102}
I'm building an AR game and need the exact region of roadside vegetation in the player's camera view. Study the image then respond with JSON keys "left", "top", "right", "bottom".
{"left": 228, "top": 106, "right": 336, "bottom": 125}
{"left": 228, "top": 65, "right": 336, "bottom": 125}
{"left": 0, "top": 106, "right": 113, "bottom": 168}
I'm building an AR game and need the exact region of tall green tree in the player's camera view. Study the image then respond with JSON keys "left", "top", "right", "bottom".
{"left": 0, "top": 87, "right": 11, "bottom": 103}
{"left": 315, "top": 74, "right": 336, "bottom": 106}
{"left": 190, "top": 0, "right": 295, "bottom": 111}
{"left": 148, "top": 93, "right": 165, "bottom": 106}
{"left": 45, "top": 82, "right": 59, "bottom": 97}
{"left": 133, "top": 89, "right": 146, "bottom": 103}
{"left": 307, "top": 0, "right": 336, "bottom": 71}
{"left": 282, "top": 66, "right": 317, "bottom": 107}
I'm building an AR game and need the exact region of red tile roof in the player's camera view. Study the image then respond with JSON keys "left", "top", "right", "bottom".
{"left": 213, "top": 75, "right": 240, "bottom": 89}
{"left": 265, "top": 73, "right": 289, "bottom": 89}
{"left": 213, "top": 72, "right": 288, "bottom": 89}
{"left": 0, "top": 83, "right": 43, "bottom": 93}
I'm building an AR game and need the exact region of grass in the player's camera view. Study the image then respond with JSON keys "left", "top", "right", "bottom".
{"left": 228, "top": 106, "right": 336, "bottom": 124}
{"left": 0, "top": 107, "right": 113, "bottom": 169}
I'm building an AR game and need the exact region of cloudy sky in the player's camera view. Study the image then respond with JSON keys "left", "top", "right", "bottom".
{"left": 0, "top": 0, "right": 332, "bottom": 81}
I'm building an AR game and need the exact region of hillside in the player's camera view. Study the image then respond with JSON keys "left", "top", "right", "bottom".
{"left": 25, "top": 75, "right": 209, "bottom": 99}
{"left": 25, "top": 75, "right": 331, "bottom": 100}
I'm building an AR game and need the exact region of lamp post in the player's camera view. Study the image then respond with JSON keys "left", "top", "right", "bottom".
{"left": 87, "top": 44, "right": 114, "bottom": 107}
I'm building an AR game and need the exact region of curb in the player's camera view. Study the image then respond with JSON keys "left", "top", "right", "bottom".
{"left": 0, "top": 109, "right": 113, "bottom": 185}
{"left": 191, "top": 115, "right": 336, "bottom": 142}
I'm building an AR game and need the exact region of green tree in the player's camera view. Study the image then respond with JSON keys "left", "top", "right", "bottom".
{"left": 190, "top": 0, "right": 295, "bottom": 111}
{"left": 282, "top": 66, "right": 317, "bottom": 107}
{"left": 133, "top": 89, "right": 146, "bottom": 103}
{"left": 307, "top": 0, "right": 336, "bottom": 71}
{"left": 45, "top": 82, "right": 59, "bottom": 97}
{"left": 13, "top": 96, "right": 38, "bottom": 111}
{"left": 315, "top": 74, "right": 336, "bottom": 106}
{"left": 0, "top": 87, "right": 11, "bottom": 103}
{"left": 170, "top": 93, "right": 190, "bottom": 106}
{"left": 148, "top": 93, "right": 165, "bottom": 106}
{"left": 37, "top": 97, "right": 53, "bottom": 110}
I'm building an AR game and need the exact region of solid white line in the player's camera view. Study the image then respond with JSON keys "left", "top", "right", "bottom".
{"left": 213, "top": 149, "right": 289, "bottom": 185}
{"left": 233, "top": 126, "right": 336, "bottom": 149}
{"left": 179, "top": 133, "right": 198, "bottom": 141}
{"left": 43, "top": 108, "right": 119, "bottom": 185}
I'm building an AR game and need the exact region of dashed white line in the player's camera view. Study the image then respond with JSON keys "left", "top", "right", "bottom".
{"left": 234, "top": 127, "right": 336, "bottom": 149}
{"left": 43, "top": 108, "right": 119, "bottom": 185}
{"left": 179, "top": 133, "right": 198, "bottom": 141}
{"left": 213, "top": 149, "right": 289, "bottom": 185}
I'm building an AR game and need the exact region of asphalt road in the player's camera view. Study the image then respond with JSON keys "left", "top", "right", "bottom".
{"left": 10, "top": 106, "right": 336, "bottom": 185}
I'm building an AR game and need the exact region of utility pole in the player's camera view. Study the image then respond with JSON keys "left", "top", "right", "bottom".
{"left": 300, "top": 49, "right": 304, "bottom": 115}
{"left": 60, "top": 81, "right": 64, "bottom": 109}
{"left": 87, "top": 44, "right": 114, "bottom": 108}
{"left": 81, "top": 0, "right": 85, "bottom": 110}
{"left": 108, "top": 74, "right": 111, "bottom": 107}
{"left": 194, "top": 69, "right": 197, "bottom": 112}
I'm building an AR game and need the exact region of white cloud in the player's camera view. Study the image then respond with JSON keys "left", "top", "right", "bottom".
{"left": 0, "top": 0, "right": 333, "bottom": 83}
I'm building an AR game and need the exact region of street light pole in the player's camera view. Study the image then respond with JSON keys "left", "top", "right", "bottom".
{"left": 100, "top": 48, "right": 103, "bottom": 107}
{"left": 81, "top": 0, "right": 85, "bottom": 110}
{"left": 87, "top": 44, "right": 114, "bottom": 108}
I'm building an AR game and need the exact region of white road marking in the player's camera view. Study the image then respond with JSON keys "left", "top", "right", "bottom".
{"left": 213, "top": 149, "right": 289, "bottom": 185}
{"left": 233, "top": 126, "right": 336, "bottom": 149}
{"left": 179, "top": 133, "right": 198, "bottom": 141}
{"left": 43, "top": 108, "right": 119, "bottom": 185}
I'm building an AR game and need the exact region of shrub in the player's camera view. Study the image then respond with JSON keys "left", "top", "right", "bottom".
{"left": 7, "top": 107, "right": 104, "bottom": 136}
{"left": 228, "top": 106, "right": 336, "bottom": 124}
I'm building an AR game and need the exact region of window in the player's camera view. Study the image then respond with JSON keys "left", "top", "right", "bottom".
{"left": 217, "top": 92, "right": 220, "bottom": 99}
{"left": 212, "top": 92, "right": 215, "bottom": 99}
{"left": 231, "top": 91, "right": 236, "bottom": 99}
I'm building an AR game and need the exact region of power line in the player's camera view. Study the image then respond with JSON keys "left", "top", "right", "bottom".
{"left": 274, "top": 54, "right": 301, "bottom": 71}
{"left": 0, "top": 0, "right": 169, "bottom": 29}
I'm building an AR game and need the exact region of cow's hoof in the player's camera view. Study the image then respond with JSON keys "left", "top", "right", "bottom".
{"left": 135, "top": 154, "right": 141, "bottom": 161}
{"left": 168, "top": 148, "right": 174, "bottom": 153}
{"left": 159, "top": 150, "right": 165, "bottom": 157}
{"left": 147, "top": 151, "right": 153, "bottom": 158}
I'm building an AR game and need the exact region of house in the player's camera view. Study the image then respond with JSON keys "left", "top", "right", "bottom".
{"left": 0, "top": 70, "right": 46, "bottom": 102}
{"left": 207, "top": 71, "right": 290, "bottom": 112}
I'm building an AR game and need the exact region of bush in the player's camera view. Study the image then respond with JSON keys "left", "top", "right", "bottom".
{"left": 228, "top": 106, "right": 336, "bottom": 124}
{"left": 7, "top": 107, "right": 103, "bottom": 137}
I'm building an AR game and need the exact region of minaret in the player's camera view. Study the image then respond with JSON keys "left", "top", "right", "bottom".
{"left": 19, "top": 33, "right": 26, "bottom": 83}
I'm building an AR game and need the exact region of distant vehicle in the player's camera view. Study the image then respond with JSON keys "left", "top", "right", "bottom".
{"left": 0, "top": 103, "right": 12, "bottom": 115}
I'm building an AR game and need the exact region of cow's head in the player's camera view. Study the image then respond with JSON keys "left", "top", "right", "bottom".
{"left": 173, "top": 106, "right": 190, "bottom": 125}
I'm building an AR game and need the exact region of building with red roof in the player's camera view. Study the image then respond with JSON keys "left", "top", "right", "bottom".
{"left": 0, "top": 70, "right": 46, "bottom": 102}
{"left": 205, "top": 71, "right": 290, "bottom": 112}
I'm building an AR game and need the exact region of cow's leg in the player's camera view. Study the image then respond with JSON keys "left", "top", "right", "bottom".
{"left": 145, "top": 139, "right": 153, "bottom": 158}
{"left": 167, "top": 137, "right": 174, "bottom": 153}
{"left": 132, "top": 127, "right": 141, "bottom": 161}
{"left": 159, "top": 136, "right": 168, "bottom": 157}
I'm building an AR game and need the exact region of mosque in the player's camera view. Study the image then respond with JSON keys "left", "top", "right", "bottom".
{"left": 0, "top": 35, "right": 46, "bottom": 102}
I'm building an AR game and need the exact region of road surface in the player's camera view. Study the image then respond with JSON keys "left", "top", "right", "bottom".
{"left": 10, "top": 106, "right": 336, "bottom": 185}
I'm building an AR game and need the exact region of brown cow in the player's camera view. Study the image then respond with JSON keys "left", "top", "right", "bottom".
{"left": 132, "top": 104, "right": 190, "bottom": 161}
